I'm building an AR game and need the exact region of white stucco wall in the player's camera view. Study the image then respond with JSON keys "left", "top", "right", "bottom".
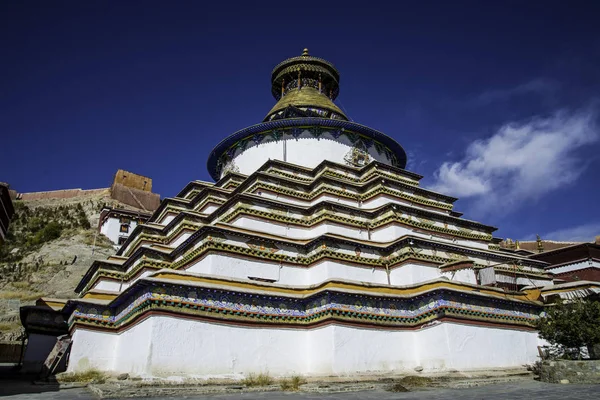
{"left": 224, "top": 131, "right": 393, "bottom": 179}
{"left": 157, "top": 214, "right": 176, "bottom": 226}
{"left": 91, "top": 269, "right": 156, "bottom": 293}
{"left": 547, "top": 260, "right": 600, "bottom": 275}
{"left": 229, "top": 214, "right": 488, "bottom": 251}
{"left": 68, "top": 328, "right": 118, "bottom": 371}
{"left": 113, "top": 317, "right": 155, "bottom": 374}
{"left": 100, "top": 217, "right": 139, "bottom": 246}
{"left": 390, "top": 263, "right": 442, "bottom": 285}
{"left": 363, "top": 194, "right": 450, "bottom": 215}
{"left": 185, "top": 254, "right": 389, "bottom": 286}
{"left": 257, "top": 190, "right": 359, "bottom": 207}
{"left": 92, "top": 279, "right": 122, "bottom": 292}
{"left": 441, "top": 269, "right": 478, "bottom": 285}
{"left": 170, "top": 232, "right": 192, "bottom": 248}
{"left": 200, "top": 204, "right": 219, "bottom": 214}
{"left": 67, "top": 318, "right": 541, "bottom": 377}
{"left": 413, "top": 322, "right": 540, "bottom": 370}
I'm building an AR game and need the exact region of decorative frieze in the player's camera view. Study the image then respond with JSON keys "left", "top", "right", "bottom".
{"left": 70, "top": 280, "right": 541, "bottom": 332}
{"left": 215, "top": 127, "right": 402, "bottom": 177}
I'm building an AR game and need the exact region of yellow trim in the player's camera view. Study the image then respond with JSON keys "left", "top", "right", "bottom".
{"left": 523, "top": 289, "right": 542, "bottom": 301}
{"left": 122, "top": 223, "right": 202, "bottom": 257}
{"left": 82, "top": 292, "right": 118, "bottom": 301}
{"left": 37, "top": 299, "right": 68, "bottom": 309}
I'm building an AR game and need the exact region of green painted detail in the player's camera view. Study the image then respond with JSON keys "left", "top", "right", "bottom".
{"left": 246, "top": 180, "right": 453, "bottom": 211}
{"left": 265, "top": 166, "right": 419, "bottom": 187}
{"left": 82, "top": 237, "right": 549, "bottom": 294}
{"left": 221, "top": 206, "right": 491, "bottom": 241}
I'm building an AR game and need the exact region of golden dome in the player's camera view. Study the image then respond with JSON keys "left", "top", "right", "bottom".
{"left": 265, "top": 87, "right": 347, "bottom": 121}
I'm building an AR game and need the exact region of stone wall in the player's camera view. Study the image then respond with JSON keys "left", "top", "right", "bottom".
{"left": 112, "top": 169, "right": 152, "bottom": 192}
{"left": 19, "top": 188, "right": 109, "bottom": 201}
{"left": 110, "top": 183, "right": 160, "bottom": 212}
{"left": 540, "top": 360, "right": 600, "bottom": 384}
{"left": 0, "top": 341, "right": 23, "bottom": 363}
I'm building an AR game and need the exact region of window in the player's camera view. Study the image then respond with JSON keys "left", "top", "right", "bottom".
{"left": 118, "top": 237, "right": 127, "bottom": 245}
{"left": 120, "top": 224, "right": 129, "bottom": 233}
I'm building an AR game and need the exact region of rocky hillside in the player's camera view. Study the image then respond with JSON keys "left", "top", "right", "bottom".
{"left": 0, "top": 192, "right": 126, "bottom": 341}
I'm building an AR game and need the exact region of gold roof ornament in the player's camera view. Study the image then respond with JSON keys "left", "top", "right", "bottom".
{"left": 265, "top": 48, "right": 346, "bottom": 121}
{"left": 536, "top": 234, "right": 544, "bottom": 253}
{"left": 266, "top": 87, "right": 346, "bottom": 119}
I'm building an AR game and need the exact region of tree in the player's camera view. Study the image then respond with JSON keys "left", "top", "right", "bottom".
{"left": 27, "top": 221, "right": 63, "bottom": 246}
{"left": 537, "top": 298, "right": 600, "bottom": 359}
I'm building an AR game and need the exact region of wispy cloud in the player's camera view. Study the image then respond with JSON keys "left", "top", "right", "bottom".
{"left": 428, "top": 109, "right": 598, "bottom": 215}
{"left": 542, "top": 222, "right": 600, "bottom": 242}
{"left": 405, "top": 145, "right": 428, "bottom": 173}
{"left": 468, "top": 78, "right": 560, "bottom": 107}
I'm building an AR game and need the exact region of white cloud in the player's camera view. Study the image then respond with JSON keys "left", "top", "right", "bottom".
{"left": 543, "top": 222, "right": 600, "bottom": 242}
{"left": 429, "top": 109, "right": 598, "bottom": 215}
{"left": 470, "top": 78, "right": 559, "bottom": 106}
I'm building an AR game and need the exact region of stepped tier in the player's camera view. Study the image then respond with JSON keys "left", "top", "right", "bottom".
{"left": 126, "top": 160, "right": 471, "bottom": 254}
{"left": 73, "top": 160, "right": 552, "bottom": 298}
{"left": 76, "top": 227, "right": 551, "bottom": 295}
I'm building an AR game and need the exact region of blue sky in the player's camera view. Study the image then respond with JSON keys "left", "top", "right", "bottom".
{"left": 2, "top": 1, "right": 600, "bottom": 242}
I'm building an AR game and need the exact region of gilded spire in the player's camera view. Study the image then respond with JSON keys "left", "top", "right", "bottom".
{"left": 302, "top": 48, "right": 309, "bottom": 56}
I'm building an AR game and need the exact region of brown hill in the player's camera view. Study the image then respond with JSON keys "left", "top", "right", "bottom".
{"left": 0, "top": 191, "right": 122, "bottom": 341}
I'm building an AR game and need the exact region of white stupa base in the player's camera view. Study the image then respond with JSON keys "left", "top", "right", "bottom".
{"left": 67, "top": 316, "right": 541, "bottom": 377}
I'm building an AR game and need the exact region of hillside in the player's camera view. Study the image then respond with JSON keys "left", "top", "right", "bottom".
{"left": 0, "top": 191, "right": 125, "bottom": 341}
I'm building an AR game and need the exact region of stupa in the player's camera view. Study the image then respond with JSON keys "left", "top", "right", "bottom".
{"left": 22, "top": 50, "right": 555, "bottom": 377}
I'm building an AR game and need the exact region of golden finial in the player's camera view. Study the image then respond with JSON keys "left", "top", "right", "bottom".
{"left": 302, "top": 48, "right": 309, "bottom": 56}
{"left": 536, "top": 234, "right": 544, "bottom": 253}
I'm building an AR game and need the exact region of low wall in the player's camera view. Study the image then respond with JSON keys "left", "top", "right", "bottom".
{"left": 19, "top": 186, "right": 160, "bottom": 212}
{"left": 540, "top": 360, "right": 600, "bottom": 384}
{"left": 0, "top": 341, "right": 23, "bottom": 363}
{"left": 19, "top": 188, "right": 109, "bottom": 201}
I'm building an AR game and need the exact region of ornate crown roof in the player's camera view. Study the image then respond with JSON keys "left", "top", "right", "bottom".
{"left": 270, "top": 48, "right": 340, "bottom": 101}
{"left": 265, "top": 49, "right": 346, "bottom": 121}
